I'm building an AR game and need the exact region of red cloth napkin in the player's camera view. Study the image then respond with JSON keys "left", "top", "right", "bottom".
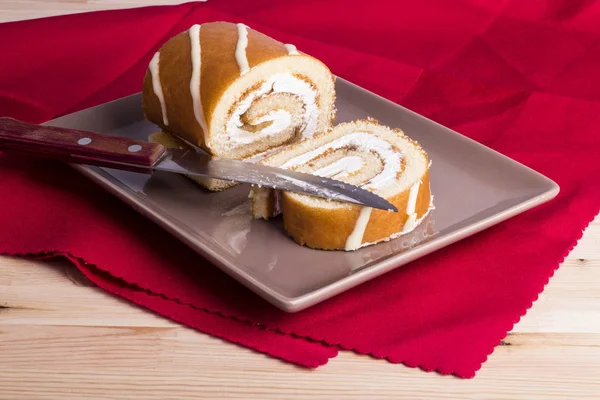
{"left": 1, "top": 0, "right": 599, "bottom": 378}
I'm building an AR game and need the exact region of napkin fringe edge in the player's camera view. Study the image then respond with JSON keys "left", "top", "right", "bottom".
{"left": 2, "top": 207, "right": 598, "bottom": 378}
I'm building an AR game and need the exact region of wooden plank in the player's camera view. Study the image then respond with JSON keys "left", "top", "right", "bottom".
{"left": 1, "top": 233, "right": 600, "bottom": 399}
{"left": 1, "top": 258, "right": 178, "bottom": 327}
{"left": 0, "top": 1, "right": 198, "bottom": 23}
{"left": 569, "top": 218, "right": 600, "bottom": 260}
{"left": 0, "top": 323, "right": 599, "bottom": 399}
{"left": 3, "top": 253, "right": 600, "bottom": 332}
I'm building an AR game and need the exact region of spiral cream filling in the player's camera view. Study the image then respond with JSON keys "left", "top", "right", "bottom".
{"left": 279, "top": 132, "right": 401, "bottom": 251}
{"left": 313, "top": 156, "right": 365, "bottom": 179}
{"left": 280, "top": 132, "right": 401, "bottom": 190}
{"left": 224, "top": 73, "right": 319, "bottom": 149}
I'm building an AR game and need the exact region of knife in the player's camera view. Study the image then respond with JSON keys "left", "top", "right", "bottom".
{"left": 0, "top": 117, "right": 397, "bottom": 212}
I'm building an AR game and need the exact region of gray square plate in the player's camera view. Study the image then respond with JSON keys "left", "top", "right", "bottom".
{"left": 44, "top": 78, "right": 559, "bottom": 312}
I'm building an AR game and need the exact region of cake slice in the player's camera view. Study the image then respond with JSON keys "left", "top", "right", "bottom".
{"left": 251, "top": 119, "right": 433, "bottom": 251}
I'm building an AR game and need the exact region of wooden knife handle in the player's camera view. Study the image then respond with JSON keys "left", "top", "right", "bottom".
{"left": 0, "top": 117, "right": 166, "bottom": 170}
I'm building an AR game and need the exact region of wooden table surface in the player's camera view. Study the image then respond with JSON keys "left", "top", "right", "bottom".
{"left": 1, "top": 2, "right": 600, "bottom": 399}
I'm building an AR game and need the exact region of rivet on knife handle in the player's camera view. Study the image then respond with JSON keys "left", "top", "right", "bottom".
{"left": 0, "top": 117, "right": 166, "bottom": 170}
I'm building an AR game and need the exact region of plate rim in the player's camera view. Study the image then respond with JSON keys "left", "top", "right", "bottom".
{"left": 43, "top": 78, "right": 561, "bottom": 312}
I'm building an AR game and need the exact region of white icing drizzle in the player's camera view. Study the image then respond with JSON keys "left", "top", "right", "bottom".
{"left": 235, "top": 23, "right": 250, "bottom": 75}
{"left": 402, "top": 214, "right": 417, "bottom": 233}
{"left": 149, "top": 52, "right": 168, "bottom": 126}
{"left": 406, "top": 181, "right": 421, "bottom": 215}
{"left": 281, "top": 132, "right": 402, "bottom": 190}
{"left": 313, "top": 156, "right": 364, "bottom": 179}
{"left": 284, "top": 44, "right": 299, "bottom": 55}
{"left": 345, "top": 207, "right": 373, "bottom": 251}
{"left": 189, "top": 24, "right": 209, "bottom": 134}
{"left": 402, "top": 181, "right": 421, "bottom": 232}
{"left": 357, "top": 199, "right": 434, "bottom": 250}
{"left": 225, "top": 74, "right": 318, "bottom": 148}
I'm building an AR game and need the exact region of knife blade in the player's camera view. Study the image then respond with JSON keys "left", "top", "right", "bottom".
{"left": 0, "top": 117, "right": 398, "bottom": 212}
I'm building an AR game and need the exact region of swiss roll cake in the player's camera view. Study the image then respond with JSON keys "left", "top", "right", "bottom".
{"left": 251, "top": 119, "right": 433, "bottom": 251}
{"left": 142, "top": 21, "right": 336, "bottom": 190}
{"left": 141, "top": 22, "right": 433, "bottom": 251}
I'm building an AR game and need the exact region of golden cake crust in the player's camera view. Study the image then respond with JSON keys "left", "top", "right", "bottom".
{"left": 281, "top": 170, "right": 431, "bottom": 250}
{"left": 142, "top": 21, "right": 332, "bottom": 154}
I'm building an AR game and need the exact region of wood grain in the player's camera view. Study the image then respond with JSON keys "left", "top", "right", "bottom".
{"left": 1, "top": 2, "right": 599, "bottom": 399}
{"left": 0, "top": 1, "right": 200, "bottom": 23}
{"left": 0, "top": 117, "right": 166, "bottom": 170}
{"left": 1, "top": 234, "right": 600, "bottom": 400}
